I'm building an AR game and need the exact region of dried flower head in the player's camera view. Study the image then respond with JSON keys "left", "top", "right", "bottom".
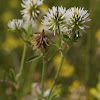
{"left": 31, "top": 29, "right": 49, "bottom": 50}
{"left": 62, "top": 7, "right": 91, "bottom": 37}
{"left": 8, "top": 19, "right": 23, "bottom": 30}
{"left": 42, "top": 6, "right": 67, "bottom": 35}
{"left": 21, "top": 0, "right": 43, "bottom": 23}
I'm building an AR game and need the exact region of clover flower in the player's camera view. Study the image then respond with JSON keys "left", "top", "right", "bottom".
{"left": 21, "top": 0, "right": 43, "bottom": 23}
{"left": 8, "top": 19, "right": 23, "bottom": 30}
{"left": 31, "top": 29, "right": 49, "bottom": 50}
{"left": 42, "top": 6, "right": 66, "bottom": 35}
{"left": 62, "top": 7, "right": 91, "bottom": 37}
{"left": 31, "top": 82, "right": 50, "bottom": 99}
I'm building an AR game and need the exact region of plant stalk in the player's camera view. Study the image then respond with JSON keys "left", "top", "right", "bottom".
{"left": 15, "top": 43, "right": 27, "bottom": 100}
{"left": 46, "top": 42, "right": 73, "bottom": 100}
{"left": 46, "top": 51, "right": 64, "bottom": 100}
{"left": 41, "top": 56, "right": 45, "bottom": 100}
{"left": 19, "top": 43, "right": 27, "bottom": 82}
{"left": 58, "top": 25, "right": 62, "bottom": 48}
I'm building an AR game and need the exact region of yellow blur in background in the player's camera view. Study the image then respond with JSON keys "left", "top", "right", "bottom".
{"left": 53, "top": 55, "right": 75, "bottom": 78}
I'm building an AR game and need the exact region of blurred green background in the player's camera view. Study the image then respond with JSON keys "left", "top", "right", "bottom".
{"left": 0, "top": 0, "right": 100, "bottom": 100}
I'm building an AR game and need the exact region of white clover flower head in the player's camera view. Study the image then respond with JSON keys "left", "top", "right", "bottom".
{"left": 31, "top": 82, "right": 50, "bottom": 99}
{"left": 42, "top": 6, "right": 67, "bottom": 35}
{"left": 43, "top": 89, "right": 50, "bottom": 97}
{"left": 21, "top": 0, "right": 43, "bottom": 23}
{"left": 63, "top": 7, "right": 91, "bottom": 37}
{"left": 8, "top": 19, "right": 23, "bottom": 30}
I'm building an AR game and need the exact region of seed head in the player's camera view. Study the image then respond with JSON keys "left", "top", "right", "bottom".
{"left": 31, "top": 29, "right": 49, "bottom": 50}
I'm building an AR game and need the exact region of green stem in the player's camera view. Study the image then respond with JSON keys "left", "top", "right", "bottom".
{"left": 18, "top": 43, "right": 27, "bottom": 82}
{"left": 47, "top": 43, "right": 73, "bottom": 100}
{"left": 58, "top": 25, "right": 62, "bottom": 48}
{"left": 15, "top": 43, "right": 27, "bottom": 100}
{"left": 64, "top": 43, "right": 73, "bottom": 55}
{"left": 46, "top": 26, "right": 75, "bottom": 100}
{"left": 46, "top": 52, "right": 64, "bottom": 100}
{"left": 41, "top": 56, "right": 45, "bottom": 100}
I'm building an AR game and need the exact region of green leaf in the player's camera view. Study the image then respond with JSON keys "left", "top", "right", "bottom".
{"left": 49, "top": 85, "right": 61, "bottom": 100}
{"left": 63, "top": 34, "right": 71, "bottom": 43}
{"left": 34, "top": 32, "right": 40, "bottom": 34}
{"left": 15, "top": 73, "right": 20, "bottom": 82}
{"left": 22, "top": 28, "right": 27, "bottom": 35}
{"left": 8, "top": 68, "right": 16, "bottom": 82}
{"left": 50, "top": 95, "right": 60, "bottom": 100}
{"left": 9, "top": 69, "right": 15, "bottom": 79}
{"left": 49, "top": 40, "right": 58, "bottom": 48}
{"left": 25, "top": 40, "right": 31, "bottom": 46}
{"left": 63, "top": 34, "right": 70, "bottom": 39}
{"left": 49, "top": 40, "right": 56, "bottom": 45}
{"left": 26, "top": 55, "right": 41, "bottom": 63}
